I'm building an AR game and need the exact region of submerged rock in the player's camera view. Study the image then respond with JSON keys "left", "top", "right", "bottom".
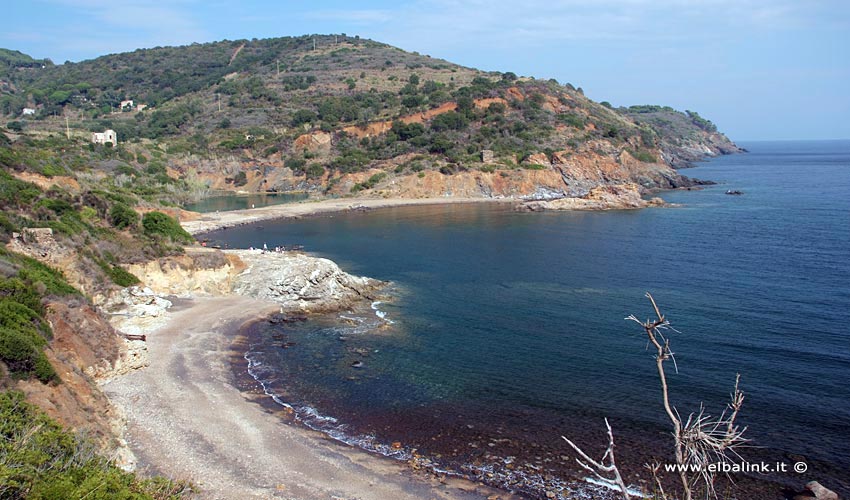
{"left": 793, "top": 481, "right": 840, "bottom": 500}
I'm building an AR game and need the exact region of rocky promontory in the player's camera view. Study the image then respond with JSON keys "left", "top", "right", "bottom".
{"left": 124, "top": 247, "right": 385, "bottom": 314}
{"left": 520, "top": 183, "right": 667, "bottom": 211}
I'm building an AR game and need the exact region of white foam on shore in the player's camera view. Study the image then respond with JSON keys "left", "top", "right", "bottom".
{"left": 241, "top": 311, "right": 619, "bottom": 499}
{"left": 371, "top": 301, "right": 394, "bottom": 324}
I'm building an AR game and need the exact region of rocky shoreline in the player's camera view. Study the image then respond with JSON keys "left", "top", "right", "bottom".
{"left": 96, "top": 244, "right": 517, "bottom": 499}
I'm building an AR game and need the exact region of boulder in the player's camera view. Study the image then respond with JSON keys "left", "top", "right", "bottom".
{"left": 293, "top": 131, "right": 332, "bottom": 155}
{"left": 230, "top": 250, "right": 385, "bottom": 312}
{"left": 523, "top": 153, "right": 551, "bottom": 167}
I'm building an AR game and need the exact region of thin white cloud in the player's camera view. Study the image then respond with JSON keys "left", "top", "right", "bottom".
{"left": 305, "top": 9, "right": 395, "bottom": 24}
{"left": 367, "top": 0, "right": 813, "bottom": 48}
{"left": 35, "top": 0, "right": 208, "bottom": 60}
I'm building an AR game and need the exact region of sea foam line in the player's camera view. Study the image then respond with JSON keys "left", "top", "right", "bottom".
{"left": 371, "top": 301, "right": 394, "bottom": 324}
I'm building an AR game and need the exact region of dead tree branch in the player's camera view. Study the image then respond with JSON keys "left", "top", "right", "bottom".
{"left": 561, "top": 418, "right": 632, "bottom": 500}
{"left": 626, "top": 293, "right": 748, "bottom": 500}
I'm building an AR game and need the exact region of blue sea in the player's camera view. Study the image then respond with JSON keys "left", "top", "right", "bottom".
{"left": 207, "top": 141, "right": 850, "bottom": 498}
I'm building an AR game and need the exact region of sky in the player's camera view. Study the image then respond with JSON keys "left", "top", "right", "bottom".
{"left": 3, "top": 0, "right": 849, "bottom": 141}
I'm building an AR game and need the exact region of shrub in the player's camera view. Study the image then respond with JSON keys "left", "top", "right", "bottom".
{"left": 4, "top": 251, "right": 78, "bottom": 297}
{"left": 350, "top": 172, "right": 387, "bottom": 192}
{"left": 0, "top": 170, "right": 41, "bottom": 209}
{"left": 0, "top": 326, "right": 56, "bottom": 382}
{"left": 305, "top": 164, "right": 325, "bottom": 179}
{"left": 142, "top": 211, "right": 194, "bottom": 244}
{"left": 627, "top": 148, "right": 658, "bottom": 163}
{"left": 232, "top": 171, "right": 248, "bottom": 187}
{"left": 0, "top": 390, "right": 191, "bottom": 498}
{"left": 107, "top": 265, "right": 140, "bottom": 287}
{"left": 286, "top": 157, "right": 307, "bottom": 174}
{"left": 109, "top": 203, "right": 139, "bottom": 230}
{"left": 558, "top": 112, "right": 585, "bottom": 128}
{"left": 390, "top": 121, "right": 425, "bottom": 141}
{"left": 430, "top": 111, "right": 468, "bottom": 132}
{"left": 290, "top": 109, "right": 316, "bottom": 127}
{"left": 0, "top": 293, "right": 56, "bottom": 383}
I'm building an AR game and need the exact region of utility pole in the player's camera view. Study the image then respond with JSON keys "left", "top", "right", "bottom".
{"left": 312, "top": 37, "right": 316, "bottom": 51}
{"left": 65, "top": 114, "right": 70, "bottom": 139}
{"left": 217, "top": 93, "right": 221, "bottom": 112}
{"left": 276, "top": 59, "right": 280, "bottom": 76}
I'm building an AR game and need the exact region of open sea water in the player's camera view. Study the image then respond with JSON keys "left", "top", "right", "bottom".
{"left": 207, "top": 141, "right": 850, "bottom": 497}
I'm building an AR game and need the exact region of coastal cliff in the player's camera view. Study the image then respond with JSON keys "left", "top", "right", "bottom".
{"left": 2, "top": 35, "right": 741, "bottom": 215}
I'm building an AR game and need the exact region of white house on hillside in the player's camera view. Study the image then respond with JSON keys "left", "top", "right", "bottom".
{"left": 120, "top": 99, "right": 134, "bottom": 110}
{"left": 92, "top": 129, "right": 117, "bottom": 146}
{"left": 21, "top": 108, "right": 36, "bottom": 116}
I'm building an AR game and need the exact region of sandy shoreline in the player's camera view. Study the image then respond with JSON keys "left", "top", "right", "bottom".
{"left": 181, "top": 196, "right": 514, "bottom": 235}
{"left": 103, "top": 295, "right": 507, "bottom": 500}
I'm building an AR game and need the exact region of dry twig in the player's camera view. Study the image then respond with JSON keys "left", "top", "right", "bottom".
{"left": 561, "top": 418, "right": 631, "bottom": 500}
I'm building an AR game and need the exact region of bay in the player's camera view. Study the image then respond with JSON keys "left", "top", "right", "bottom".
{"left": 207, "top": 140, "right": 850, "bottom": 496}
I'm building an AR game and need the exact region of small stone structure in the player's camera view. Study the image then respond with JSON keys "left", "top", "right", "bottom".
{"left": 481, "top": 149, "right": 495, "bottom": 163}
{"left": 92, "top": 129, "right": 117, "bottom": 147}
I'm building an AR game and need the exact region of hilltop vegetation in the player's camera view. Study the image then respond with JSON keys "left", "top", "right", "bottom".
{"left": 1, "top": 35, "right": 739, "bottom": 200}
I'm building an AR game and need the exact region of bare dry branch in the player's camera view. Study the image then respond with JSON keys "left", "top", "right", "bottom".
{"left": 561, "top": 418, "right": 632, "bottom": 499}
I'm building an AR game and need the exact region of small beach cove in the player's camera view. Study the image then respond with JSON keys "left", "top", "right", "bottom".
{"left": 103, "top": 294, "right": 511, "bottom": 500}
{"left": 105, "top": 141, "right": 850, "bottom": 500}
{"left": 195, "top": 141, "right": 850, "bottom": 499}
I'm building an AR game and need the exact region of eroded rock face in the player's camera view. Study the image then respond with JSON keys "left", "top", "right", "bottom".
{"left": 293, "top": 130, "right": 332, "bottom": 155}
{"left": 230, "top": 250, "right": 385, "bottom": 312}
{"left": 520, "top": 183, "right": 666, "bottom": 211}
{"left": 14, "top": 298, "right": 129, "bottom": 452}
{"left": 104, "top": 286, "right": 172, "bottom": 339}
{"left": 124, "top": 249, "right": 244, "bottom": 297}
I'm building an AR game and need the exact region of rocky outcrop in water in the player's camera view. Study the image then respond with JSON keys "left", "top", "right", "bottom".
{"left": 520, "top": 183, "right": 666, "bottom": 211}
{"left": 231, "top": 250, "right": 385, "bottom": 312}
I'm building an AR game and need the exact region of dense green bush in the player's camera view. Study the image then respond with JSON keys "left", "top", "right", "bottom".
{"left": 390, "top": 121, "right": 425, "bottom": 141}
{"left": 141, "top": 211, "right": 193, "bottom": 244}
{"left": 1, "top": 249, "right": 79, "bottom": 297}
{"left": 305, "top": 164, "right": 325, "bottom": 179}
{"left": 0, "top": 390, "right": 191, "bottom": 499}
{"left": 0, "top": 325, "right": 55, "bottom": 382}
{"left": 0, "top": 290, "right": 56, "bottom": 383}
{"left": 0, "top": 249, "right": 81, "bottom": 383}
{"left": 109, "top": 203, "right": 139, "bottom": 230}
{"left": 0, "top": 170, "right": 41, "bottom": 209}
{"left": 430, "top": 111, "right": 469, "bottom": 132}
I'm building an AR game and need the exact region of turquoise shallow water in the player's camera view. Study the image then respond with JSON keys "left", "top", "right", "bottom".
{"left": 183, "top": 191, "right": 307, "bottom": 213}
{"left": 208, "top": 141, "right": 850, "bottom": 497}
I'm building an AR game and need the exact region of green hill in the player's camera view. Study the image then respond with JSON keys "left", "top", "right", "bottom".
{"left": 1, "top": 34, "right": 741, "bottom": 204}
